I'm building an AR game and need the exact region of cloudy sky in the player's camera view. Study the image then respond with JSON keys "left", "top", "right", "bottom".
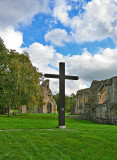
{"left": 0, "top": 0, "right": 117, "bottom": 95}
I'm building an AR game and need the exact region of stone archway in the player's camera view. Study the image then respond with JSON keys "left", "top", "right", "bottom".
{"left": 47, "top": 102, "right": 52, "bottom": 113}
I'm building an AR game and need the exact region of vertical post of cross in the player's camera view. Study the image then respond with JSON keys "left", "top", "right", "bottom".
{"left": 59, "top": 62, "right": 65, "bottom": 128}
{"left": 44, "top": 62, "right": 78, "bottom": 129}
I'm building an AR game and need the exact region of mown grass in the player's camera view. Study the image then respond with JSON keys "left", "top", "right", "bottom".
{"left": 0, "top": 113, "right": 117, "bottom": 160}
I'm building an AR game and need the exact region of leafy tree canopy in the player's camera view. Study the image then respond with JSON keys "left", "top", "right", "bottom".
{"left": 0, "top": 38, "right": 44, "bottom": 114}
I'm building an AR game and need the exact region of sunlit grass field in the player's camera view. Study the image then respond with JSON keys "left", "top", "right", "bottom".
{"left": 0, "top": 113, "right": 117, "bottom": 160}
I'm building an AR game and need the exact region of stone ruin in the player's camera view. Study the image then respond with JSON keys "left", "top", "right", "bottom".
{"left": 36, "top": 80, "right": 57, "bottom": 113}
{"left": 19, "top": 105, "right": 27, "bottom": 113}
{"left": 18, "top": 80, "right": 57, "bottom": 114}
{"left": 71, "top": 76, "right": 117, "bottom": 125}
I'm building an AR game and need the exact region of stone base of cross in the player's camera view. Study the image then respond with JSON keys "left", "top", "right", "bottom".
{"left": 44, "top": 62, "right": 78, "bottom": 128}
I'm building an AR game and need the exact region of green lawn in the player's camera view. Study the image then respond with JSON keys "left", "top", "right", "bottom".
{"left": 0, "top": 113, "right": 117, "bottom": 160}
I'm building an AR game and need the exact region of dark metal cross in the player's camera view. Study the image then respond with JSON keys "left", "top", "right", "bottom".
{"left": 44, "top": 62, "right": 78, "bottom": 128}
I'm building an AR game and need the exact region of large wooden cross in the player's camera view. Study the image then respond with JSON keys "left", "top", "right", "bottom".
{"left": 44, "top": 62, "right": 78, "bottom": 128}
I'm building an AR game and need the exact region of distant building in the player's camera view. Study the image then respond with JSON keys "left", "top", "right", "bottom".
{"left": 72, "top": 76, "right": 117, "bottom": 125}
{"left": 36, "top": 80, "right": 57, "bottom": 113}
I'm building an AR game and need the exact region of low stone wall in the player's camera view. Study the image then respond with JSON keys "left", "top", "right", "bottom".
{"left": 66, "top": 116, "right": 112, "bottom": 124}
{"left": 66, "top": 116, "right": 89, "bottom": 120}
{"left": 92, "top": 118, "right": 112, "bottom": 124}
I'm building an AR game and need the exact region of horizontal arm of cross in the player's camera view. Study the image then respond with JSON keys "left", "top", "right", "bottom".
{"left": 65, "top": 75, "right": 79, "bottom": 80}
{"left": 44, "top": 74, "right": 59, "bottom": 79}
{"left": 44, "top": 74, "right": 78, "bottom": 80}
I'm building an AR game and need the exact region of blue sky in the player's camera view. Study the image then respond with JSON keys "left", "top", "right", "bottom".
{"left": 20, "top": 14, "right": 116, "bottom": 55}
{"left": 0, "top": 0, "right": 117, "bottom": 95}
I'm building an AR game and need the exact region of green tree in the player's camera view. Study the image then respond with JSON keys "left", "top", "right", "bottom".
{"left": 0, "top": 38, "right": 44, "bottom": 116}
{"left": 53, "top": 93, "right": 59, "bottom": 111}
{"left": 54, "top": 93, "right": 77, "bottom": 112}
{"left": 0, "top": 38, "right": 10, "bottom": 114}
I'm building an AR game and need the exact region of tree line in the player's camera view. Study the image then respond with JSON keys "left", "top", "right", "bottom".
{"left": 0, "top": 38, "right": 44, "bottom": 116}
{"left": 54, "top": 93, "right": 76, "bottom": 112}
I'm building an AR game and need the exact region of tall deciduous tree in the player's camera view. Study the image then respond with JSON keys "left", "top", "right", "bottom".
{"left": 0, "top": 38, "right": 44, "bottom": 116}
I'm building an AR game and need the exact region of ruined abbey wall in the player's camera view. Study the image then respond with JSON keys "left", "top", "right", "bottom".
{"left": 72, "top": 76, "right": 117, "bottom": 125}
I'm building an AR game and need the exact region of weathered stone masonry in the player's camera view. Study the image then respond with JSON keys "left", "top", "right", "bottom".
{"left": 18, "top": 80, "right": 57, "bottom": 114}
{"left": 36, "top": 80, "right": 57, "bottom": 113}
{"left": 72, "top": 76, "right": 117, "bottom": 125}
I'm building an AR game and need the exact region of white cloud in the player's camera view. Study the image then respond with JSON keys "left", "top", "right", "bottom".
{"left": 66, "top": 48, "right": 117, "bottom": 82}
{"left": 26, "top": 42, "right": 62, "bottom": 94}
{"left": 53, "top": 0, "right": 71, "bottom": 26}
{"left": 0, "top": 0, "right": 51, "bottom": 52}
{"left": 45, "top": 28, "right": 71, "bottom": 46}
{"left": 0, "top": 27, "right": 23, "bottom": 52}
{"left": 0, "top": 0, "right": 50, "bottom": 29}
{"left": 65, "top": 80, "right": 88, "bottom": 95}
{"left": 71, "top": 0, "right": 117, "bottom": 43}
{"left": 53, "top": 0, "right": 117, "bottom": 43}
{"left": 24, "top": 41, "right": 117, "bottom": 95}
{"left": 26, "top": 42, "right": 57, "bottom": 73}
{"left": 23, "top": 42, "right": 87, "bottom": 95}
